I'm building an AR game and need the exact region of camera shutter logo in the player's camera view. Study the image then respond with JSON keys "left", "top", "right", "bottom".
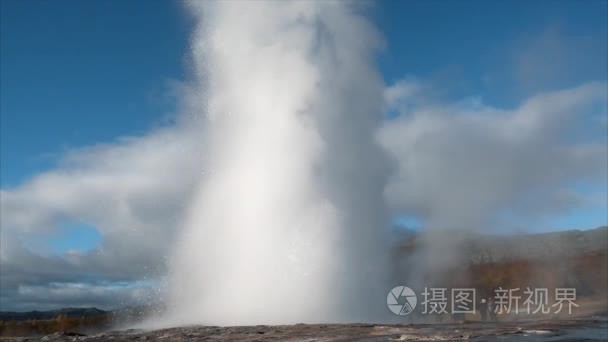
{"left": 387, "top": 286, "right": 417, "bottom": 315}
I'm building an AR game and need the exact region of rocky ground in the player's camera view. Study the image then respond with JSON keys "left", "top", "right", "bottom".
{"left": 1, "top": 319, "right": 606, "bottom": 341}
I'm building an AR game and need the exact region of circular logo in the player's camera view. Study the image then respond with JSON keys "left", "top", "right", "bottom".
{"left": 387, "top": 286, "right": 417, "bottom": 315}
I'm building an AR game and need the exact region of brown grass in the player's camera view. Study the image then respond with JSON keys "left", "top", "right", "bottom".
{"left": 0, "top": 314, "right": 111, "bottom": 337}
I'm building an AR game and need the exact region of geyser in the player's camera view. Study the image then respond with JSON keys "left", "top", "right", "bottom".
{"left": 164, "top": 1, "right": 390, "bottom": 325}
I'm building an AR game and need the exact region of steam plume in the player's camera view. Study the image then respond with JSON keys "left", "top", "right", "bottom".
{"left": 163, "top": 1, "right": 390, "bottom": 325}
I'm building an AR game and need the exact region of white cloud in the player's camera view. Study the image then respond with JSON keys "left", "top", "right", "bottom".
{"left": 384, "top": 78, "right": 423, "bottom": 111}
{"left": 379, "top": 80, "right": 608, "bottom": 232}
{"left": 0, "top": 123, "right": 203, "bottom": 310}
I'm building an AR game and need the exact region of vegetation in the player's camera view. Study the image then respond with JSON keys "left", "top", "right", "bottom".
{"left": 0, "top": 313, "right": 111, "bottom": 337}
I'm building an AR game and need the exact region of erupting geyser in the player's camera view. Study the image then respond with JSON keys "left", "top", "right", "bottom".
{"left": 163, "top": 1, "right": 390, "bottom": 325}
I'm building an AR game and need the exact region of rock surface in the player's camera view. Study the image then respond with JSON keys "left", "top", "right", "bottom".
{"left": 3, "top": 320, "right": 607, "bottom": 341}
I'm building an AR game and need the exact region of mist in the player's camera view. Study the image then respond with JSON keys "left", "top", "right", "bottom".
{"left": 161, "top": 1, "right": 391, "bottom": 326}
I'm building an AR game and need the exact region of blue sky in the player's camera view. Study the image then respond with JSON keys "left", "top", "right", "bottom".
{"left": 2, "top": 0, "right": 607, "bottom": 252}
{"left": 3, "top": 1, "right": 606, "bottom": 187}
{"left": 0, "top": 0, "right": 606, "bottom": 311}
{"left": 1, "top": 0, "right": 190, "bottom": 186}
{"left": 376, "top": 0, "right": 607, "bottom": 103}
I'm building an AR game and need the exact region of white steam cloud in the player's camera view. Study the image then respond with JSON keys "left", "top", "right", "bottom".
{"left": 162, "top": 1, "right": 390, "bottom": 326}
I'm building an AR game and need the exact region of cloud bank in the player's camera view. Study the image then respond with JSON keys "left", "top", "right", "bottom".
{"left": 381, "top": 80, "right": 607, "bottom": 232}
{"left": 1, "top": 125, "right": 202, "bottom": 310}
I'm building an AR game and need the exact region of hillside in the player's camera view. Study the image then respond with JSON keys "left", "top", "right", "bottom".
{"left": 0, "top": 308, "right": 106, "bottom": 322}
{"left": 394, "top": 226, "right": 608, "bottom": 304}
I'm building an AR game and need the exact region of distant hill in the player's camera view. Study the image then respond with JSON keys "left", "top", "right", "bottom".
{"left": 466, "top": 226, "right": 608, "bottom": 263}
{"left": 394, "top": 226, "right": 608, "bottom": 302}
{"left": 0, "top": 308, "right": 106, "bottom": 322}
{"left": 396, "top": 226, "right": 608, "bottom": 263}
